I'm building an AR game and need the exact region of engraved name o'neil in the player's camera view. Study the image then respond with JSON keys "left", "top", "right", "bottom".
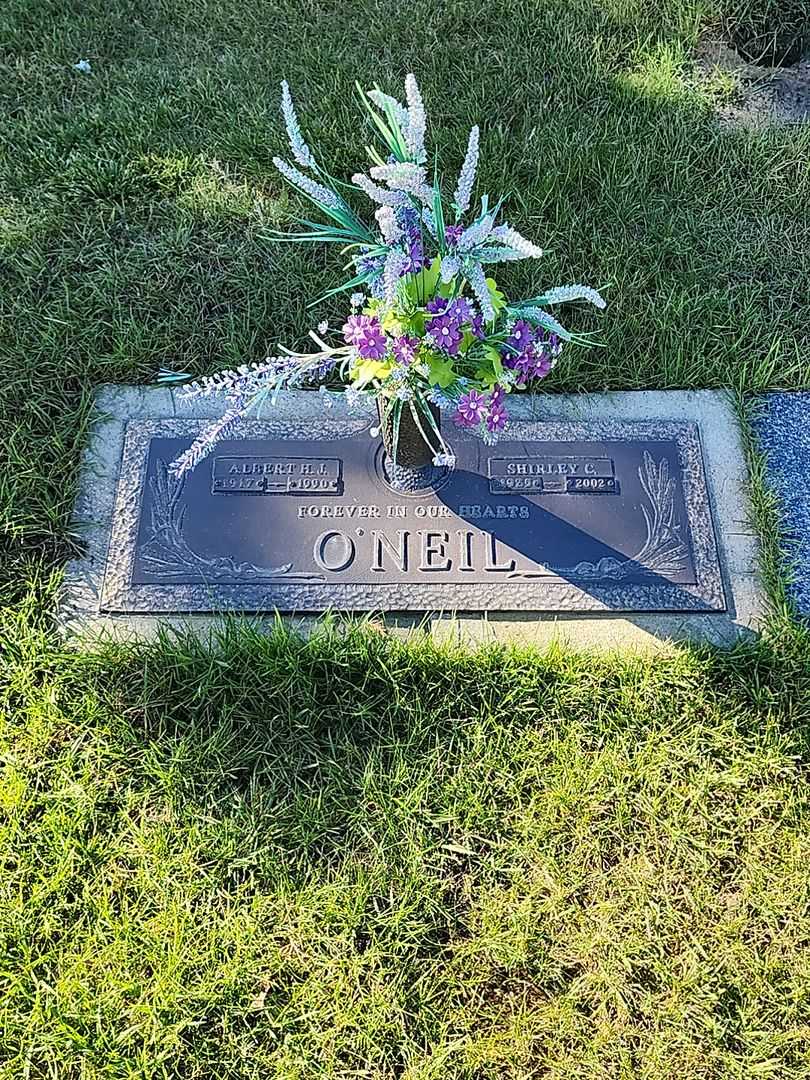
{"left": 312, "top": 529, "right": 517, "bottom": 574}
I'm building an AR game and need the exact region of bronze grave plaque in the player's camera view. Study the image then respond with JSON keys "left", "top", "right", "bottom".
{"left": 100, "top": 417, "right": 726, "bottom": 613}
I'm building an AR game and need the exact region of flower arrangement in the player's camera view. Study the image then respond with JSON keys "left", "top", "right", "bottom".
{"left": 167, "top": 75, "right": 605, "bottom": 477}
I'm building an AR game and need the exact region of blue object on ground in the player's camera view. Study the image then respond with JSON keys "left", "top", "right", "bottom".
{"left": 752, "top": 392, "right": 810, "bottom": 617}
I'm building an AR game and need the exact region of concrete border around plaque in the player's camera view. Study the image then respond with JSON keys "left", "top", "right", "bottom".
{"left": 59, "top": 388, "right": 765, "bottom": 651}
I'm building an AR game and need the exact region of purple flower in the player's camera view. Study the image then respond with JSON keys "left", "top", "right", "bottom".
{"left": 506, "top": 342, "right": 554, "bottom": 383}
{"left": 342, "top": 314, "right": 372, "bottom": 346}
{"left": 523, "top": 340, "right": 554, "bottom": 379}
{"left": 342, "top": 314, "right": 387, "bottom": 359}
{"left": 533, "top": 328, "right": 563, "bottom": 357}
{"left": 359, "top": 326, "right": 387, "bottom": 359}
{"left": 470, "top": 311, "right": 485, "bottom": 339}
{"left": 310, "top": 356, "right": 338, "bottom": 381}
{"left": 392, "top": 335, "right": 419, "bottom": 365}
{"left": 486, "top": 399, "right": 508, "bottom": 433}
{"left": 531, "top": 353, "right": 553, "bottom": 380}
{"left": 425, "top": 296, "right": 448, "bottom": 315}
{"left": 426, "top": 314, "right": 462, "bottom": 355}
{"left": 507, "top": 319, "right": 534, "bottom": 351}
{"left": 445, "top": 224, "right": 464, "bottom": 246}
{"left": 455, "top": 388, "right": 488, "bottom": 427}
{"left": 446, "top": 296, "right": 473, "bottom": 323}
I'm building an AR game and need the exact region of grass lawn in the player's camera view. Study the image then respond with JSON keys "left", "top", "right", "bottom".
{"left": 2, "top": 0, "right": 810, "bottom": 1076}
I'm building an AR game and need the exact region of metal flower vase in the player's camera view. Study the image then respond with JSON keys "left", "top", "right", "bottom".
{"left": 377, "top": 397, "right": 441, "bottom": 491}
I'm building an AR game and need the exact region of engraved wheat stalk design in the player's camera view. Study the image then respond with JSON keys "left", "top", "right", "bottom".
{"left": 508, "top": 452, "right": 689, "bottom": 581}
{"left": 632, "top": 452, "right": 688, "bottom": 573}
{"left": 140, "top": 460, "right": 318, "bottom": 580}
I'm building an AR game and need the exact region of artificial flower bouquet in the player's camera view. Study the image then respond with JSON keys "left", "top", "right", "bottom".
{"left": 168, "top": 74, "right": 605, "bottom": 478}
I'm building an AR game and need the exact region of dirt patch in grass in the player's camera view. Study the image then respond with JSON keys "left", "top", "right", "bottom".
{"left": 728, "top": 0, "right": 808, "bottom": 67}
{"left": 696, "top": 37, "right": 810, "bottom": 128}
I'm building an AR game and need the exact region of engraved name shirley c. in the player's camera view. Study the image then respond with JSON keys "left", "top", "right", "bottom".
{"left": 488, "top": 455, "right": 617, "bottom": 494}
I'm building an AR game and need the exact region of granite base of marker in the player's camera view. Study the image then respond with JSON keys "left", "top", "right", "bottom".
{"left": 752, "top": 392, "right": 810, "bottom": 618}
{"left": 58, "top": 388, "right": 765, "bottom": 652}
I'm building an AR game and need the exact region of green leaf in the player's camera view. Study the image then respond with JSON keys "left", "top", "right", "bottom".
{"left": 380, "top": 309, "right": 405, "bottom": 335}
{"left": 352, "top": 358, "right": 393, "bottom": 386}
{"left": 487, "top": 345, "right": 504, "bottom": 377}
{"left": 406, "top": 310, "right": 426, "bottom": 336}
{"left": 432, "top": 179, "right": 446, "bottom": 256}
{"left": 356, "top": 81, "right": 408, "bottom": 163}
{"left": 474, "top": 346, "right": 504, "bottom": 386}
{"left": 403, "top": 257, "right": 441, "bottom": 306}
{"left": 376, "top": 89, "right": 409, "bottom": 160}
{"left": 268, "top": 232, "right": 367, "bottom": 245}
{"left": 294, "top": 215, "right": 373, "bottom": 240}
{"left": 487, "top": 278, "right": 507, "bottom": 314}
{"left": 426, "top": 354, "right": 456, "bottom": 388}
{"left": 459, "top": 330, "right": 475, "bottom": 353}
